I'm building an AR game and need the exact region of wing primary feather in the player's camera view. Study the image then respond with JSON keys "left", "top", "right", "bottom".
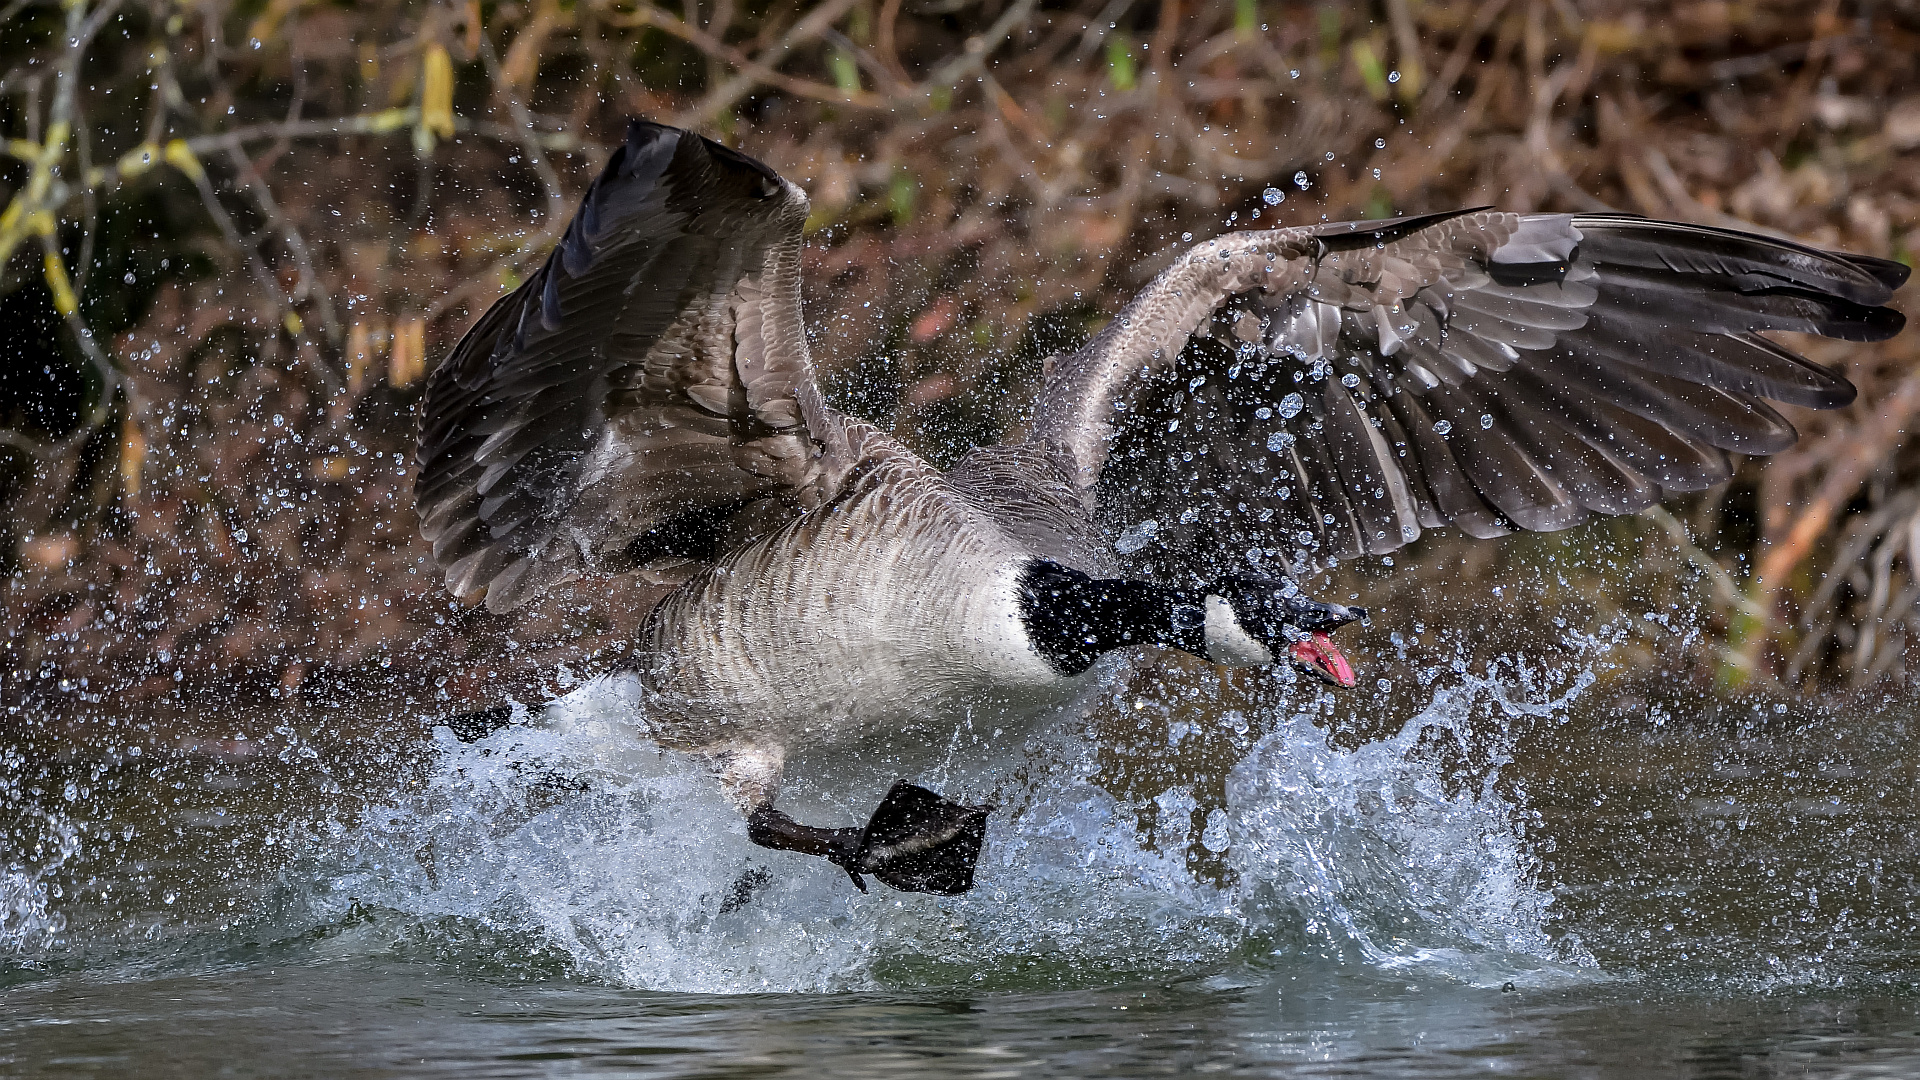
{"left": 413, "top": 119, "right": 830, "bottom": 612}
{"left": 1033, "top": 206, "right": 1897, "bottom": 578}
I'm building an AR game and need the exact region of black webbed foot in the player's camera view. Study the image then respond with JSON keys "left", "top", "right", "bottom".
{"left": 746, "top": 780, "right": 994, "bottom": 895}
{"left": 849, "top": 780, "right": 994, "bottom": 895}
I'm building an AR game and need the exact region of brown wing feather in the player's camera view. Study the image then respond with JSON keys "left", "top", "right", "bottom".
{"left": 1034, "top": 211, "right": 1905, "bottom": 578}
{"left": 415, "top": 120, "right": 838, "bottom": 612}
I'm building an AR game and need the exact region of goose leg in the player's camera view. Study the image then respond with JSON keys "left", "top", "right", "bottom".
{"left": 745, "top": 806, "right": 867, "bottom": 889}
{"left": 747, "top": 781, "right": 994, "bottom": 895}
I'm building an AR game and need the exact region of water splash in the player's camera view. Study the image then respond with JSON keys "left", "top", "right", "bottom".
{"left": 1224, "top": 662, "right": 1602, "bottom": 988}
{"left": 308, "top": 640, "right": 1610, "bottom": 993}
{"left": 1, "top": 748, "right": 79, "bottom": 957}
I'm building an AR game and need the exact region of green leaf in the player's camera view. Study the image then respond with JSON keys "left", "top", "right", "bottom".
{"left": 1235, "top": 0, "right": 1259, "bottom": 39}
{"left": 1318, "top": 8, "right": 1343, "bottom": 63}
{"left": 1366, "top": 184, "right": 1393, "bottom": 220}
{"left": 831, "top": 49, "right": 861, "bottom": 93}
{"left": 890, "top": 171, "right": 917, "bottom": 225}
{"left": 1351, "top": 40, "right": 1389, "bottom": 102}
{"left": 1106, "top": 32, "right": 1137, "bottom": 92}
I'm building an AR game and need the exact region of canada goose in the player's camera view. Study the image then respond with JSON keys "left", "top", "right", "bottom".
{"left": 415, "top": 119, "right": 1907, "bottom": 895}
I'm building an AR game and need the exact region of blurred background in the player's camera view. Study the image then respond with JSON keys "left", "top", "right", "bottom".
{"left": 3, "top": 0, "right": 1919, "bottom": 748}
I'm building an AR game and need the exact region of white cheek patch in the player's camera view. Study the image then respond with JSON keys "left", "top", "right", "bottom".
{"left": 1203, "top": 594, "right": 1275, "bottom": 667}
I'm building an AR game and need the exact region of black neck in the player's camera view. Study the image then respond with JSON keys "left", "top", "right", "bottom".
{"left": 1017, "top": 561, "right": 1205, "bottom": 676}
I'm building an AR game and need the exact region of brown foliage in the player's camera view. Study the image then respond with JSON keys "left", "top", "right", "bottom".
{"left": 3, "top": 0, "right": 1919, "bottom": 732}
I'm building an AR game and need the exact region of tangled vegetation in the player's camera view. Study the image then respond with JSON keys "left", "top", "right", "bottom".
{"left": 3, "top": 0, "right": 1919, "bottom": 738}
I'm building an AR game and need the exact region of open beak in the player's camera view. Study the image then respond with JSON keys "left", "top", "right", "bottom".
{"left": 1289, "top": 631, "right": 1357, "bottom": 688}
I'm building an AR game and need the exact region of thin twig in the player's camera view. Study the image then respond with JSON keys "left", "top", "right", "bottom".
{"left": 672, "top": 0, "right": 868, "bottom": 128}
{"left": 478, "top": 25, "right": 569, "bottom": 226}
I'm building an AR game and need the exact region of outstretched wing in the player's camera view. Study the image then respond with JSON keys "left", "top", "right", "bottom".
{"left": 1031, "top": 211, "right": 1908, "bottom": 577}
{"left": 416, "top": 120, "right": 834, "bottom": 612}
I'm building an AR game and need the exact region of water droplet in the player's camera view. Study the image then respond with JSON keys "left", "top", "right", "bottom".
{"left": 1254, "top": 406, "right": 1272, "bottom": 420}
{"left": 1115, "top": 519, "right": 1160, "bottom": 554}
{"left": 1433, "top": 420, "right": 1452, "bottom": 434}
{"left": 1375, "top": 138, "right": 1386, "bottom": 149}
{"left": 1266, "top": 432, "right": 1294, "bottom": 452}
{"left": 1200, "top": 809, "right": 1231, "bottom": 853}
{"left": 1181, "top": 232, "right": 1193, "bottom": 242}
{"left": 1480, "top": 413, "right": 1494, "bottom": 429}
{"left": 1293, "top": 171, "right": 1310, "bottom": 190}
{"left": 1341, "top": 373, "right": 1360, "bottom": 388}
{"left": 1277, "top": 392, "right": 1304, "bottom": 419}
{"left": 1262, "top": 187, "right": 1284, "bottom": 206}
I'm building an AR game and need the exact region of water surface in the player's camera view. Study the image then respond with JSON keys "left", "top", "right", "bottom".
{"left": 7, "top": 641, "right": 1920, "bottom": 1076}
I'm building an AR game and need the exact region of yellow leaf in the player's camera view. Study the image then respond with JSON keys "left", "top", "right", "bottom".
{"left": 421, "top": 44, "right": 456, "bottom": 140}
{"left": 283, "top": 311, "right": 304, "bottom": 336}
{"left": 120, "top": 420, "right": 146, "bottom": 499}
{"left": 1585, "top": 20, "right": 1641, "bottom": 55}
{"left": 390, "top": 319, "right": 428, "bottom": 387}
{"left": 117, "top": 143, "right": 160, "bottom": 180}
{"left": 389, "top": 322, "right": 412, "bottom": 387}
{"left": 367, "top": 107, "right": 415, "bottom": 134}
{"left": 163, "top": 139, "right": 204, "bottom": 182}
{"left": 347, "top": 321, "right": 379, "bottom": 393}
{"left": 36, "top": 121, "right": 70, "bottom": 165}
{"left": 247, "top": 0, "right": 292, "bottom": 46}
{"left": 43, "top": 251, "right": 78, "bottom": 316}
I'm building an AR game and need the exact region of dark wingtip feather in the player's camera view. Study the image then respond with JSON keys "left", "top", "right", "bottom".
{"left": 1762, "top": 293, "right": 1907, "bottom": 342}
{"left": 1576, "top": 216, "right": 1900, "bottom": 307}
{"left": 1836, "top": 252, "right": 1912, "bottom": 294}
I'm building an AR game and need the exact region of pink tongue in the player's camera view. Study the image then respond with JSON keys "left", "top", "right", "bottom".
{"left": 1290, "top": 631, "right": 1357, "bottom": 688}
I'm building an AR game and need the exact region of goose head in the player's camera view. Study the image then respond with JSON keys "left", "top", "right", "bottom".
{"left": 1202, "top": 575, "right": 1364, "bottom": 687}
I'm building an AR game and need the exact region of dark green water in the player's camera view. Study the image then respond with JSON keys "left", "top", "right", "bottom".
{"left": 9, "top": 964, "right": 1920, "bottom": 1078}
{"left": 7, "top": 652, "right": 1920, "bottom": 1077}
